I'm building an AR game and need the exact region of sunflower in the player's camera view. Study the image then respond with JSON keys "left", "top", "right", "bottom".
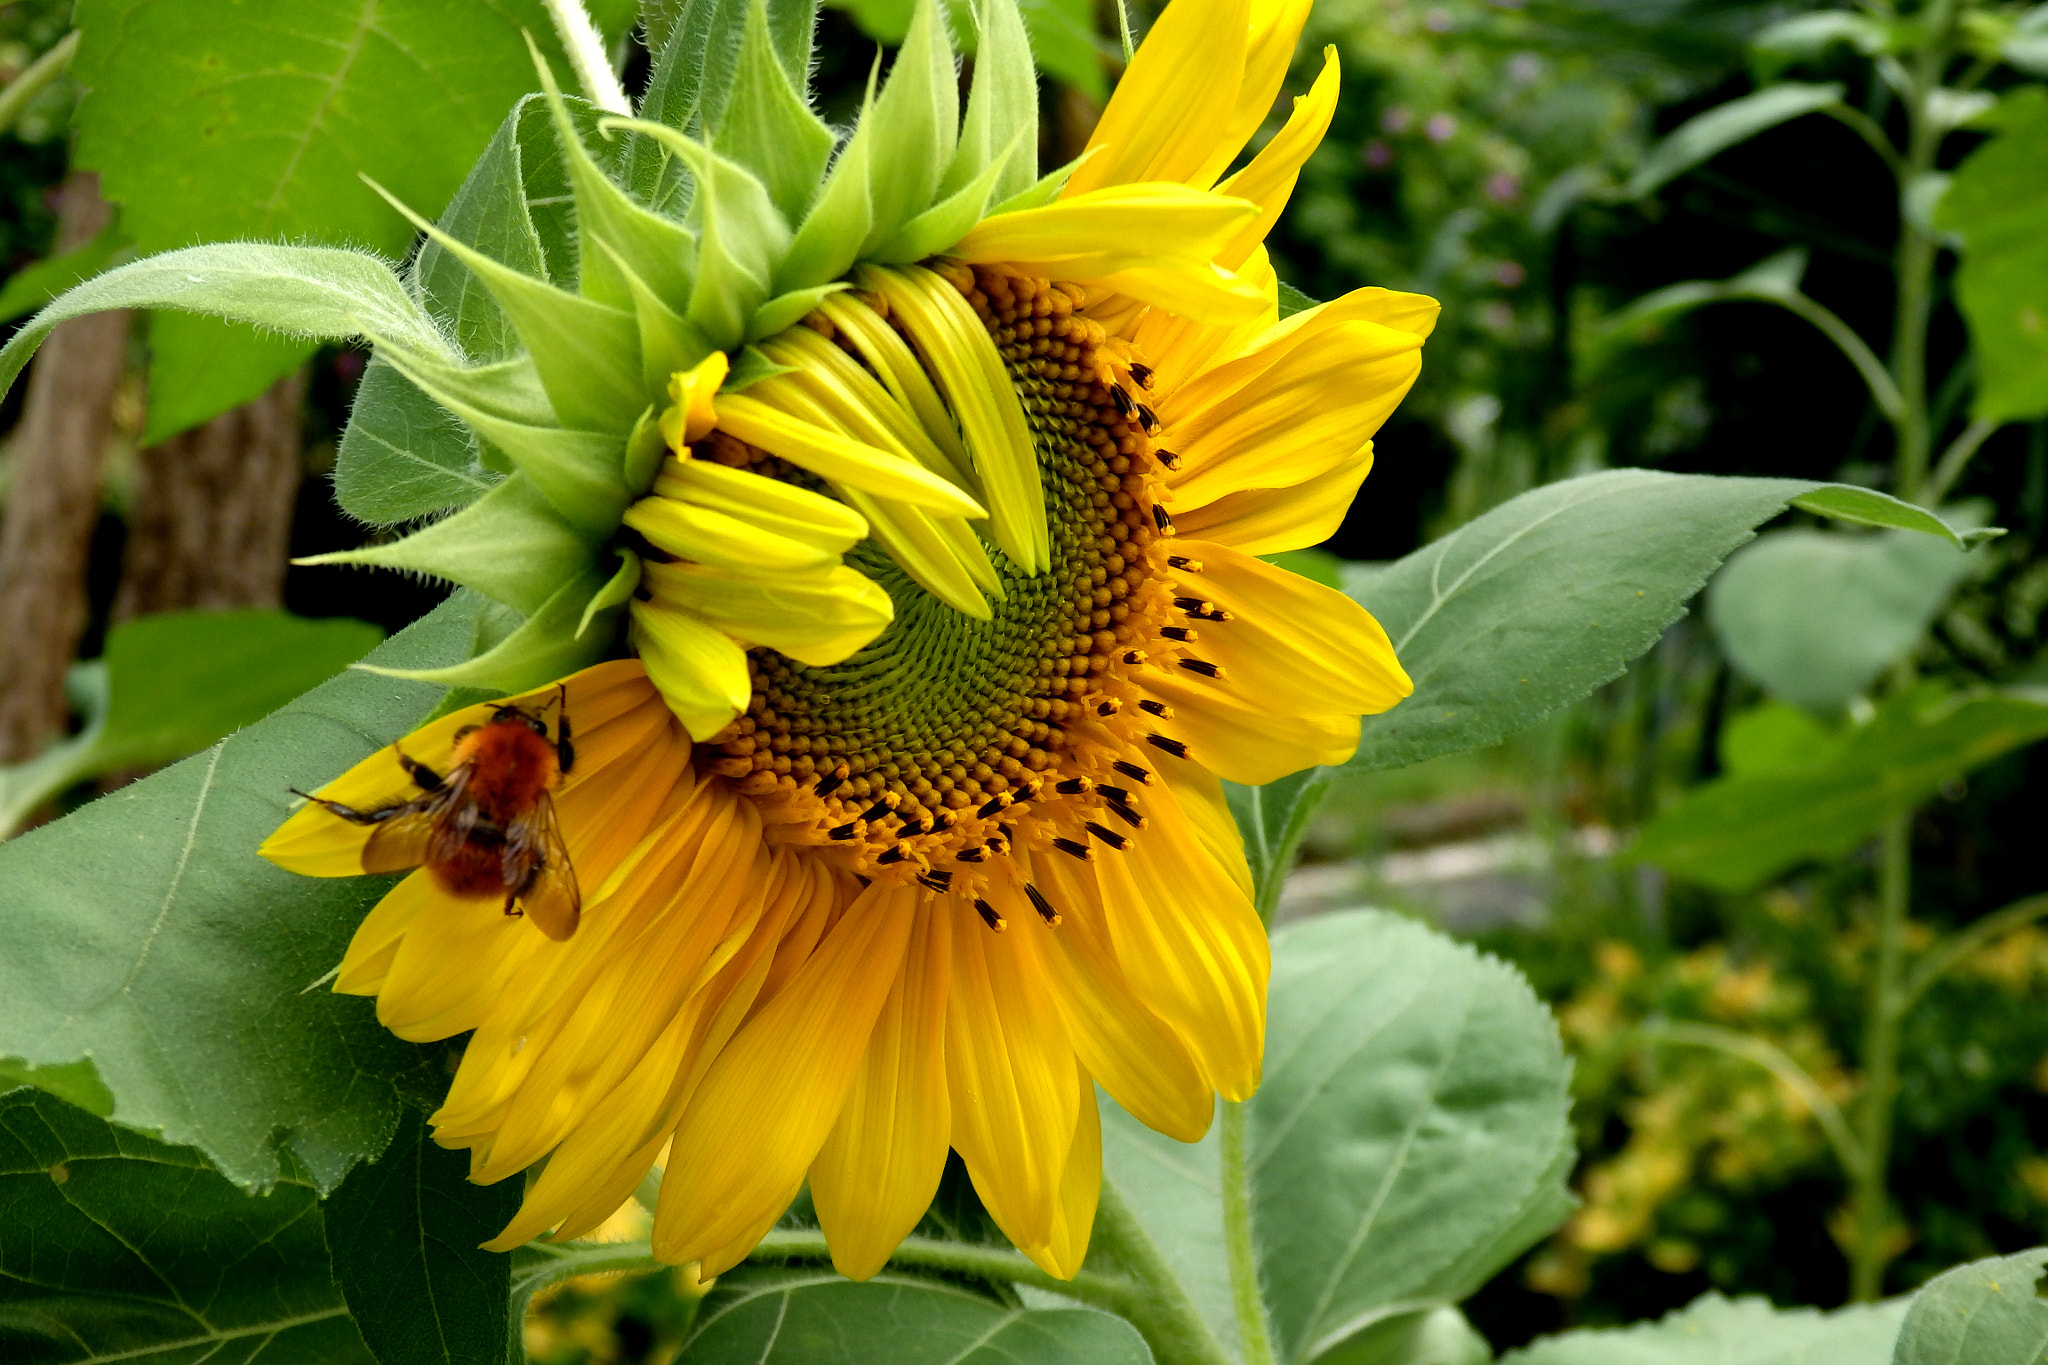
{"left": 261, "top": 0, "right": 1434, "bottom": 1282}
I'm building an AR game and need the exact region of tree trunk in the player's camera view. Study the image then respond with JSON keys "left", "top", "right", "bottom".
{"left": 0, "top": 172, "right": 129, "bottom": 764}
{"left": 112, "top": 369, "right": 307, "bottom": 620}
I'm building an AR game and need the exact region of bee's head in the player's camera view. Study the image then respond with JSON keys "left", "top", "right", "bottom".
{"left": 491, "top": 703, "right": 550, "bottom": 736}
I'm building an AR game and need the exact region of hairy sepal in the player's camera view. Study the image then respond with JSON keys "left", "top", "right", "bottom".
{"left": 716, "top": 0, "right": 837, "bottom": 224}
{"left": 359, "top": 566, "right": 618, "bottom": 692}
{"left": 944, "top": 0, "right": 1038, "bottom": 205}
{"left": 860, "top": 0, "right": 961, "bottom": 253}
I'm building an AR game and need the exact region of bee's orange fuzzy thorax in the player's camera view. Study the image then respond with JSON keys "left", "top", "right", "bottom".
{"left": 458, "top": 720, "right": 562, "bottom": 821}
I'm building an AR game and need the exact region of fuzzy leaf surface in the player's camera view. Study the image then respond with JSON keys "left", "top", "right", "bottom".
{"left": 0, "top": 601, "right": 477, "bottom": 1195}
{"left": 1343, "top": 471, "right": 1985, "bottom": 774}
{"left": 1252, "top": 909, "right": 1575, "bottom": 1364}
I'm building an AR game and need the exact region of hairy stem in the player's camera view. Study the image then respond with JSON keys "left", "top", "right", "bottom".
{"left": 1089, "top": 1182, "right": 1238, "bottom": 1365}
{"left": 1850, "top": 813, "right": 1912, "bottom": 1302}
{"left": 1222, "top": 1100, "right": 1279, "bottom": 1365}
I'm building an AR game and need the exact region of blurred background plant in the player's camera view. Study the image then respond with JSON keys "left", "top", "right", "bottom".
{"left": 5, "top": 0, "right": 2048, "bottom": 1358}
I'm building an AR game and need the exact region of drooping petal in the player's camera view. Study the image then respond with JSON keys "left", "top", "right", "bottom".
{"left": 651, "top": 881, "right": 917, "bottom": 1270}
{"left": 810, "top": 897, "right": 954, "bottom": 1280}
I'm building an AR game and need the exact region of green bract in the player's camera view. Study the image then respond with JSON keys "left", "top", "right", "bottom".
{"left": 0, "top": 0, "right": 1052, "bottom": 695}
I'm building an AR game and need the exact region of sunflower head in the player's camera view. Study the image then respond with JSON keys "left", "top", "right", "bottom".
{"left": 264, "top": 0, "right": 1438, "bottom": 1290}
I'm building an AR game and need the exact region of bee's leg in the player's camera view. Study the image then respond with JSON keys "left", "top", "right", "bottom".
{"left": 553, "top": 684, "right": 575, "bottom": 775}
{"left": 392, "top": 743, "right": 445, "bottom": 792}
{"left": 502, "top": 889, "right": 523, "bottom": 919}
{"left": 287, "top": 788, "right": 401, "bottom": 825}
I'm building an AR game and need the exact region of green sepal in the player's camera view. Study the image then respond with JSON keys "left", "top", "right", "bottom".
{"left": 624, "top": 405, "right": 668, "bottom": 492}
{"left": 726, "top": 344, "right": 797, "bottom": 390}
{"left": 776, "top": 70, "right": 879, "bottom": 293}
{"left": 358, "top": 567, "right": 616, "bottom": 692}
{"left": 747, "top": 282, "right": 851, "bottom": 341}
{"left": 367, "top": 180, "right": 646, "bottom": 434}
{"left": 357, "top": 338, "right": 557, "bottom": 429}
{"left": 860, "top": 0, "right": 960, "bottom": 254}
{"left": 717, "top": 0, "right": 837, "bottom": 224}
{"left": 986, "top": 150, "right": 1093, "bottom": 217}
{"left": 586, "top": 235, "right": 714, "bottom": 393}
{"left": 367, "top": 337, "right": 630, "bottom": 538}
{"left": 944, "top": 0, "right": 1038, "bottom": 205}
{"left": 873, "top": 130, "right": 1025, "bottom": 262}
{"left": 579, "top": 550, "right": 643, "bottom": 637}
{"left": 294, "top": 475, "right": 589, "bottom": 616}
{"left": 604, "top": 119, "right": 791, "bottom": 352}
{"left": 526, "top": 35, "right": 698, "bottom": 311}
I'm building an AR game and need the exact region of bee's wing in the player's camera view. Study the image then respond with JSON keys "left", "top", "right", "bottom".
{"left": 509, "top": 795, "right": 580, "bottom": 941}
{"left": 360, "top": 805, "right": 439, "bottom": 874}
{"left": 360, "top": 776, "right": 464, "bottom": 875}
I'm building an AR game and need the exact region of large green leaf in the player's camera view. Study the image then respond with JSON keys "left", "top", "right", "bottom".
{"left": 1706, "top": 526, "right": 1974, "bottom": 713}
{"left": 1935, "top": 87, "right": 2048, "bottom": 423}
{"left": 333, "top": 358, "right": 501, "bottom": 526}
{"left": 1631, "top": 686, "right": 2048, "bottom": 891}
{"left": 70, "top": 0, "right": 570, "bottom": 439}
{"left": 0, "top": 600, "right": 477, "bottom": 1195}
{"left": 1892, "top": 1247, "right": 2048, "bottom": 1365}
{"left": 1251, "top": 910, "right": 1575, "bottom": 1364}
{"left": 0, "top": 223, "right": 132, "bottom": 324}
{"left": 676, "top": 1269, "right": 1154, "bottom": 1363}
{"left": 1500, "top": 1293, "right": 1907, "bottom": 1363}
{"left": 1343, "top": 471, "right": 1988, "bottom": 775}
{"left": 323, "top": 1110, "right": 522, "bottom": 1365}
{"left": 0, "top": 1086, "right": 375, "bottom": 1364}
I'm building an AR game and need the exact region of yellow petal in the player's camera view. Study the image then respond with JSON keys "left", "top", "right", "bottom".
{"left": 661, "top": 350, "right": 729, "bottom": 452}
{"left": 716, "top": 390, "right": 986, "bottom": 518}
{"left": 651, "top": 456, "right": 870, "bottom": 551}
{"left": 651, "top": 881, "right": 917, "bottom": 1268}
{"left": 1214, "top": 47, "right": 1339, "bottom": 270}
{"left": 1017, "top": 1064, "right": 1102, "bottom": 1280}
{"left": 628, "top": 602, "right": 753, "bottom": 740}
{"left": 1003, "top": 876, "right": 1214, "bottom": 1142}
{"left": 810, "top": 898, "right": 953, "bottom": 1281}
{"left": 623, "top": 494, "right": 846, "bottom": 572}
{"left": 946, "top": 904, "right": 1080, "bottom": 1252}
{"left": 1170, "top": 540, "right": 1411, "bottom": 720}
{"left": 953, "top": 184, "right": 1257, "bottom": 277}
{"left": 1064, "top": 0, "right": 1251, "bottom": 197}
{"left": 1170, "top": 443, "right": 1373, "bottom": 555}
{"left": 640, "top": 559, "right": 893, "bottom": 667}
{"left": 1068, "top": 775, "right": 1269, "bottom": 1099}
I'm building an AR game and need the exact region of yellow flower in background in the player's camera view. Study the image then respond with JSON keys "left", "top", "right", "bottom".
{"left": 264, "top": 0, "right": 1434, "bottom": 1284}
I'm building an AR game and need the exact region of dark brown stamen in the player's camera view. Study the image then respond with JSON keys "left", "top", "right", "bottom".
{"left": 814, "top": 772, "right": 846, "bottom": 797}
{"left": 1178, "top": 658, "right": 1224, "bottom": 679}
{"left": 956, "top": 846, "right": 986, "bottom": 863}
{"left": 1160, "top": 626, "right": 1197, "bottom": 643}
{"left": 977, "top": 794, "right": 1011, "bottom": 819}
{"left": 1097, "top": 699, "right": 1122, "bottom": 717}
{"left": 1155, "top": 448, "right": 1182, "bottom": 471}
{"left": 919, "top": 869, "right": 954, "bottom": 890}
{"left": 1152, "top": 505, "right": 1174, "bottom": 533}
{"left": 1055, "top": 777, "right": 1093, "bottom": 795}
{"left": 1138, "top": 699, "right": 1172, "bottom": 718}
{"left": 1129, "top": 362, "right": 1154, "bottom": 388}
{"left": 1147, "top": 733, "right": 1191, "bottom": 759}
{"left": 1105, "top": 799, "right": 1146, "bottom": 829}
{"left": 1122, "top": 649, "right": 1148, "bottom": 666}
{"left": 828, "top": 822, "right": 861, "bottom": 840}
{"left": 1025, "top": 882, "right": 1061, "bottom": 925}
{"left": 974, "top": 898, "right": 1007, "bottom": 932}
{"left": 1110, "top": 384, "right": 1137, "bottom": 417}
{"left": 876, "top": 845, "right": 909, "bottom": 864}
{"left": 1136, "top": 402, "right": 1158, "bottom": 431}
{"left": 1113, "top": 760, "right": 1153, "bottom": 785}
{"left": 1085, "top": 821, "right": 1130, "bottom": 851}
{"left": 1053, "top": 837, "right": 1093, "bottom": 861}
{"left": 1168, "top": 555, "right": 1202, "bottom": 572}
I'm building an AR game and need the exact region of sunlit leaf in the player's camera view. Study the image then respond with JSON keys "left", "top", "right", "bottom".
{"left": 1631, "top": 685, "right": 2048, "bottom": 891}
{"left": 142, "top": 313, "right": 318, "bottom": 445}
{"left": 1252, "top": 910, "right": 1575, "bottom": 1363}
{"left": 1936, "top": 86, "right": 2048, "bottom": 422}
{"left": 1343, "top": 471, "right": 1986, "bottom": 775}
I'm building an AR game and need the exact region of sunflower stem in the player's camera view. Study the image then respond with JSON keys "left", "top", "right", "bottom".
{"left": 1221, "top": 1099, "right": 1279, "bottom": 1365}
{"left": 750, "top": 1229, "right": 1137, "bottom": 1307}
{"left": 1088, "top": 1180, "right": 1237, "bottom": 1365}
